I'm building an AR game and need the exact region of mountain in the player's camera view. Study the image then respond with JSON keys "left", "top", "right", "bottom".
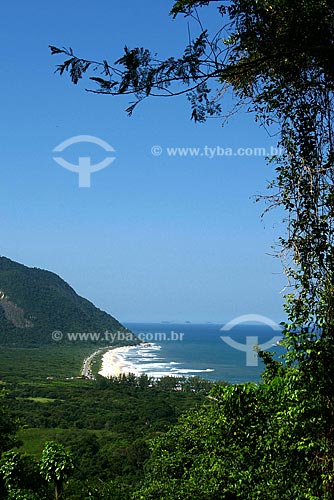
{"left": 0, "top": 256, "right": 137, "bottom": 346}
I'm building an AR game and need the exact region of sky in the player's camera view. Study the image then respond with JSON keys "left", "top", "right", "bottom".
{"left": 0, "top": 1, "right": 287, "bottom": 324}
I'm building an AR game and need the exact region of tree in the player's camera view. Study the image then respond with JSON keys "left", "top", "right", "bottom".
{"left": 0, "top": 451, "right": 48, "bottom": 500}
{"left": 40, "top": 441, "right": 73, "bottom": 500}
{"left": 132, "top": 362, "right": 333, "bottom": 500}
{"left": 0, "top": 390, "right": 19, "bottom": 454}
{"left": 50, "top": 1, "right": 334, "bottom": 119}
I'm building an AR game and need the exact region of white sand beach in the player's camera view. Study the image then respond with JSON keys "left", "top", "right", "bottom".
{"left": 98, "top": 343, "right": 215, "bottom": 380}
{"left": 98, "top": 345, "right": 142, "bottom": 378}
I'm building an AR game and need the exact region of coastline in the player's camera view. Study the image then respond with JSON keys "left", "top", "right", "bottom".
{"left": 98, "top": 344, "right": 149, "bottom": 378}
{"left": 97, "top": 342, "right": 216, "bottom": 380}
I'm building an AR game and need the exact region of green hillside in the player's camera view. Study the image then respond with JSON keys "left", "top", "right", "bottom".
{"left": 0, "top": 257, "right": 135, "bottom": 345}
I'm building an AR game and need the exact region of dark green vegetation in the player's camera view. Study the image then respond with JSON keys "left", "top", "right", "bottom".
{"left": 0, "top": 345, "right": 99, "bottom": 382}
{"left": 0, "top": 257, "right": 136, "bottom": 346}
{"left": 1, "top": 0, "right": 331, "bottom": 497}
{"left": 134, "top": 357, "right": 330, "bottom": 499}
{"left": 40, "top": 442, "right": 74, "bottom": 500}
{"left": 0, "top": 346, "right": 217, "bottom": 499}
{"left": 2, "top": 346, "right": 333, "bottom": 499}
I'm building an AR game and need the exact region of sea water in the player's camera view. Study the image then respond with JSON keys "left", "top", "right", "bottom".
{"left": 122, "top": 323, "right": 285, "bottom": 384}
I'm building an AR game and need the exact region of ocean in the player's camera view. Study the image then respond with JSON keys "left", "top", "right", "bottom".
{"left": 122, "top": 322, "right": 285, "bottom": 384}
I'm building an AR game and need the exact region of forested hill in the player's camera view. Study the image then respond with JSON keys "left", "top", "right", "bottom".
{"left": 0, "top": 256, "right": 135, "bottom": 345}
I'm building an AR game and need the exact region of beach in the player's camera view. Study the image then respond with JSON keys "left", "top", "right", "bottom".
{"left": 98, "top": 339, "right": 216, "bottom": 380}
{"left": 98, "top": 346, "right": 140, "bottom": 378}
{"left": 97, "top": 322, "right": 284, "bottom": 383}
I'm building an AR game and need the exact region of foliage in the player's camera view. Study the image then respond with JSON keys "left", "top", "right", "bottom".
{"left": 40, "top": 441, "right": 73, "bottom": 500}
{"left": 49, "top": 1, "right": 334, "bottom": 119}
{"left": 0, "top": 393, "right": 18, "bottom": 456}
{"left": 0, "top": 345, "right": 215, "bottom": 498}
{"left": 0, "top": 451, "right": 48, "bottom": 500}
{"left": 133, "top": 365, "right": 333, "bottom": 499}
{"left": 0, "top": 345, "right": 98, "bottom": 382}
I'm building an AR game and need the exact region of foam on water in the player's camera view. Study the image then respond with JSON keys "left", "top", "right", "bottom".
{"left": 100, "top": 323, "right": 286, "bottom": 383}
{"left": 100, "top": 342, "right": 215, "bottom": 379}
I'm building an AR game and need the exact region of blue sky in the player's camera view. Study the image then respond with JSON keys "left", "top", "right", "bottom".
{"left": 0, "top": 0, "right": 287, "bottom": 323}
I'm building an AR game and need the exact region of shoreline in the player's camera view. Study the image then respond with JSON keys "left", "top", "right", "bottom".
{"left": 82, "top": 343, "right": 142, "bottom": 379}
{"left": 98, "top": 344, "right": 150, "bottom": 378}
{"left": 97, "top": 343, "right": 216, "bottom": 380}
